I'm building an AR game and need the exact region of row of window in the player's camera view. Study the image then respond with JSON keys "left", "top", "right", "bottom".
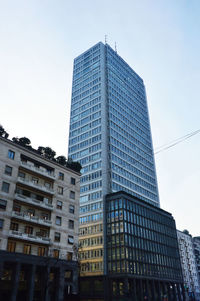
{"left": 70, "top": 110, "right": 101, "bottom": 131}
{"left": 80, "top": 180, "right": 102, "bottom": 193}
{"left": 70, "top": 103, "right": 101, "bottom": 124}
{"left": 72, "top": 72, "right": 101, "bottom": 94}
{"left": 7, "top": 241, "right": 74, "bottom": 260}
{"left": 72, "top": 76, "right": 101, "bottom": 97}
{"left": 79, "top": 235, "right": 103, "bottom": 247}
{"left": 70, "top": 118, "right": 101, "bottom": 138}
{"left": 80, "top": 190, "right": 102, "bottom": 203}
{"left": 79, "top": 223, "right": 103, "bottom": 236}
{"left": 69, "top": 126, "right": 101, "bottom": 147}
{"left": 80, "top": 201, "right": 103, "bottom": 214}
{"left": 80, "top": 212, "right": 103, "bottom": 224}
{"left": 69, "top": 134, "right": 101, "bottom": 153}
{"left": 78, "top": 152, "right": 101, "bottom": 166}
{"left": 71, "top": 143, "right": 102, "bottom": 160}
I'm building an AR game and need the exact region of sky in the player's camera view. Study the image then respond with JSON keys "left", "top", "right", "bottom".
{"left": 0, "top": 0, "right": 200, "bottom": 236}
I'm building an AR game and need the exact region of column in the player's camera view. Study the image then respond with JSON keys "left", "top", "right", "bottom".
{"left": 133, "top": 278, "right": 137, "bottom": 301}
{"left": 167, "top": 282, "right": 173, "bottom": 301}
{"left": 44, "top": 266, "right": 50, "bottom": 301}
{"left": 27, "top": 265, "right": 36, "bottom": 301}
{"left": 172, "top": 283, "right": 177, "bottom": 301}
{"left": 56, "top": 268, "right": 65, "bottom": 301}
{"left": 177, "top": 284, "right": 182, "bottom": 301}
{"left": 0, "top": 260, "right": 4, "bottom": 279}
{"left": 157, "top": 281, "right": 162, "bottom": 301}
{"left": 151, "top": 280, "right": 156, "bottom": 301}
{"left": 140, "top": 279, "right": 144, "bottom": 301}
{"left": 10, "top": 262, "right": 21, "bottom": 301}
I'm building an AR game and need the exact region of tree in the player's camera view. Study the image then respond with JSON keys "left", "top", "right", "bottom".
{"left": 66, "top": 158, "right": 82, "bottom": 173}
{"left": 18, "top": 137, "right": 31, "bottom": 147}
{"left": 0, "top": 125, "right": 9, "bottom": 138}
{"left": 56, "top": 156, "right": 67, "bottom": 166}
{"left": 37, "top": 146, "right": 56, "bottom": 160}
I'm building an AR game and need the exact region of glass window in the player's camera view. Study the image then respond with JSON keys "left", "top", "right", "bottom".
{"left": 25, "top": 226, "right": 33, "bottom": 234}
{"left": 56, "top": 200, "right": 62, "bottom": 210}
{"left": 8, "top": 150, "right": 15, "bottom": 160}
{"left": 68, "top": 235, "right": 74, "bottom": 244}
{"left": 54, "top": 232, "right": 61, "bottom": 242}
{"left": 53, "top": 249, "right": 59, "bottom": 258}
{"left": 67, "top": 252, "right": 73, "bottom": 260}
{"left": 0, "top": 219, "right": 4, "bottom": 229}
{"left": 69, "top": 220, "right": 74, "bottom": 229}
{"left": 10, "top": 222, "right": 18, "bottom": 231}
{"left": 13, "top": 203, "right": 21, "bottom": 212}
{"left": 70, "top": 191, "right": 75, "bottom": 199}
{"left": 23, "top": 244, "right": 31, "bottom": 254}
{"left": 38, "top": 246, "right": 46, "bottom": 256}
{"left": 55, "top": 216, "right": 62, "bottom": 226}
{"left": 58, "top": 172, "right": 64, "bottom": 180}
{"left": 7, "top": 241, "right": 16, "bottom": 252}
{"left": 69, "top": 204, "right": 75, "bottom": 214}
{"left": 58, "top": 186, "right": 63, "bottom": 195}
{"left": 18, "top": 171, "right": 25, "bottom": 179}
{"left": 71, "top": 177, "right": 76, "bottom": 185}
{"left": 0, "top": 199, "right": 7, "bottom": 210}
{"left": 2, "top": 182, "right": 10, "bottom": 193}
{"left": 5, "top": 165, "right": 12, "bottom": 176}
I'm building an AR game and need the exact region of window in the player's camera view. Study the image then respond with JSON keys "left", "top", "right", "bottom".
{"left": 5, "top": 165, "right": 12, "bottom": 176}
{"left": 0, "top": 219, "right": 4, "bottom": 229}
{"left": 69, "top": 205, "right": 75, "bottom": 214}
{"left": 68, "top": 220, "right": 74, "bottom": 229}
{"left": 25, "top": 226, "right": 33, "bottom": 234}
{"left": 18, "top": 171, "right": 25, "bottom": 179}
{"left": 54, "top": 232, "right": 61, "bottom": 242}
{"left": 2, "top": 182, "right": 10, "bottom": 193}
{"left": 10, "top": 222, "right": 18, "bottom": 231}
{"left": 8, "top": 150, "right": 15, "bottom": 160}
{"left": 58, "top": 186, "right": 63, "bottom": 195}
{"left": 0, "top": 199, "right": 7, "bottom": 210}
{"left": 38, "top": 247, "right": 46, "bottom": 256}
{"left": 68, "top": 235, "right": 74, "bottom": 244}
{"left": 55, "top": 216, "right": 62, "bottom": 226}
{"left": 7, "top": 241, "right": 16, "bottom": 252}
{"left": 56, "top": 200, "right": 62, "bottom": 210}
{"left": 58, "top": 172, "right": 64, "bottom": 180}
{"left": 45, "top": 182, "right": 51, "bottom": 189}
{"left": 70, "top": 191, "right": 75, "bottom": 199}
{"left": 53, "top": 249, "right": 59, "bottom": 258}
{"left": 23, "top": 244, "right": 31, "bottom": 254}
{"left": 13, "top": 203, "right": 21, "bottom": 212}
{"left": 32, "top": 177, "right": 38, "bottom": 184}
{"left": 27, "top": 209, "right": 35, "bottom": 217}
{"left": 71, "top": 177, "right": 76, "bottom": 185}
{"left": 67, "top": 252, "right": 73, "bottom": 260}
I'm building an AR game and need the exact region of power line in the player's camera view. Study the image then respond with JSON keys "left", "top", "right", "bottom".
{"left": 63, "top": 128, "right": 200, "bottom": 192}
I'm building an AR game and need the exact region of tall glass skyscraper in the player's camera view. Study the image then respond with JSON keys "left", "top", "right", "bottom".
{"left": 68, "top": 42, "right": 160, "bottom": 275}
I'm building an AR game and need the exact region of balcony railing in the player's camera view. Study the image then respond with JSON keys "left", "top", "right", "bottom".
{"left": 20, "top": 161, "right": 55, "bottom": 179}
{"left": 17, "top": 177, "right": 54, "bottom": 194}
{"left": 15, "top": 193, "right": 53, "bottom": 210}
{"left": 12, "top": 211, "right": 52, "bottom": 226}
{"left": 9, "top": 230, "right": 51, "bottom": 244}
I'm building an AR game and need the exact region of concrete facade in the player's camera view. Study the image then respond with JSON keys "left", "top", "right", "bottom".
{"left": 0, "top": 137, "right": 80, "bottom": 300}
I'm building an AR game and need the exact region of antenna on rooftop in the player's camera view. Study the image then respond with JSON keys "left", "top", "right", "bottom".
{"left": 105, "top": 35, "right": 107, "bottom": 44}
{"left": 115, "top": 42, "right": 117, "bottom": 53}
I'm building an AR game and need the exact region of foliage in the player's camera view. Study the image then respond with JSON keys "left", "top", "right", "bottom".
{"left": 56, "top": 155, "right": 67, "bottom": 165}
{"left": 66, "top": 159, "right": 82, "bottom": 173}
{"left": 0, "top": 125, "right": 9, "bottom": 138}
{"left": 37, "top": 146, "right": 56, "bottom": 160}
{"left": 12, "top": 136, "right": 31, "bottom": 148}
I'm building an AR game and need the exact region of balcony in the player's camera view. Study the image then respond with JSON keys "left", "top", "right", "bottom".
{"left": 15, "top": 193, "right": 53, "bottom": 211}
{"left": 9, "top": 230, "right": 51, "bottom": 245}
{"left": 11, "top": 211, "right": 52, "bottom": 226}
{"left": 17, "top": 177, "right": 54, "bottom": 195}
{"left": 20, "top": 161, "right": 55, "bottom": 179}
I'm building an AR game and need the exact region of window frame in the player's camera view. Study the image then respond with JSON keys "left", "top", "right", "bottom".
{"left": 5, "top": 165, "right": 12, "bottom": 176}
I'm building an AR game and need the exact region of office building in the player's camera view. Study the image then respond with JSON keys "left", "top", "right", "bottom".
{"left": 193, "top": 236, "right": 200, "bottom": 286}
{"left": 68, "top": 42, "right": 160, "bottom": 275}
{"left": 0, "top": 136, "right": 80, "bottom": 300}
{"left": 80, "top": 191, "right": 184, "bottom": 301}
{"left": 177, "top": 230, "right": 200, "bottom": 300}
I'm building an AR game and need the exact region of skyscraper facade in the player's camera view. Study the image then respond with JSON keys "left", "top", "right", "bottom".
{"left": 68, "top": 42, "right": 160, "bottom": 275}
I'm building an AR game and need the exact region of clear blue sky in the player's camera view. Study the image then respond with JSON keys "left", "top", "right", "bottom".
{"left": 1, "top": 0, "right": 200, "bottom": 235}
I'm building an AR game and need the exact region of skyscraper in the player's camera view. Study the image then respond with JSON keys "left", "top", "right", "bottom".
{"left": 68, "top": 42, "right": 160, "bottom": 275}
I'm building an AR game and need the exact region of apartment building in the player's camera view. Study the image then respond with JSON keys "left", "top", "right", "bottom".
{"left": 0, "top": 136, "right": 80, "bottom": 301}
{"left": 177, "top": 230, "right": 200, "bottom": 301}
